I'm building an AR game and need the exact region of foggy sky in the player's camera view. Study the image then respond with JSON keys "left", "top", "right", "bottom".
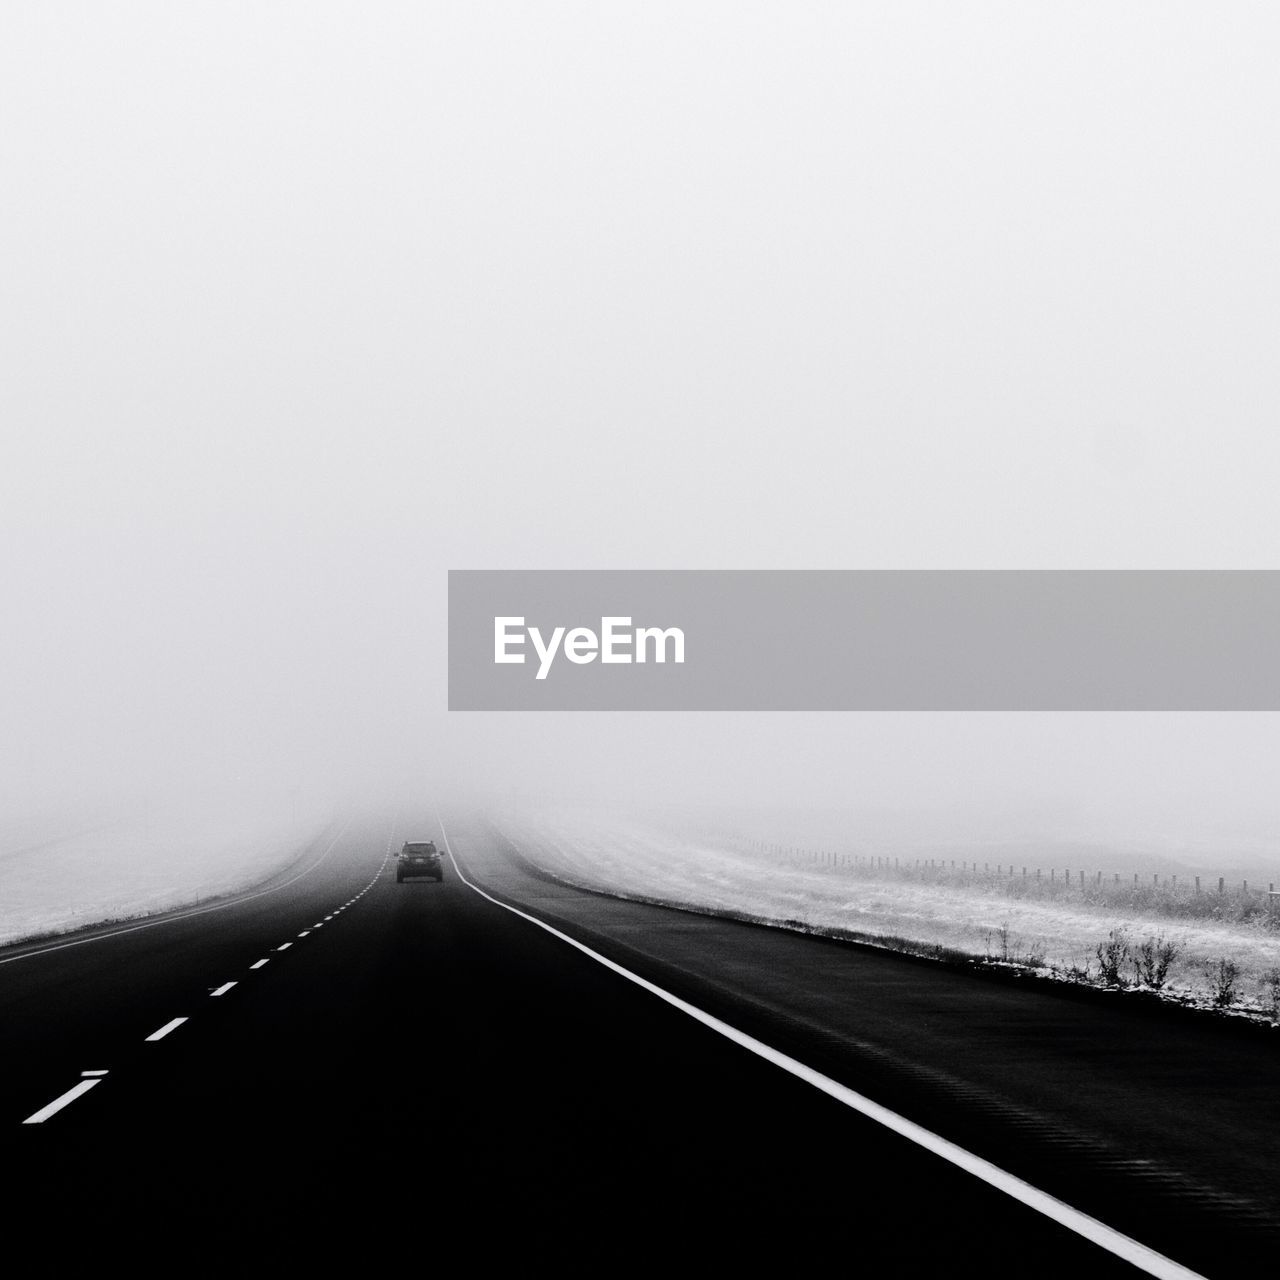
{"left": 4, "top": 5, "right": 1280, "bottom": 852}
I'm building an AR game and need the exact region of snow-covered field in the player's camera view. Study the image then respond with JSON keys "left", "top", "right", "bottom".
{"left": 0, "top": 800, "right": 332, "bottom": 948}
{"left": 502, "top": 806, "right": 1280, "bottom": 1013}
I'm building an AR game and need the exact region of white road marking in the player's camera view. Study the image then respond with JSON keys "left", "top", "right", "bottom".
{"left": 298, "top": 930, "right": 311, "bottom": 937}
{"left": 250, "top": 959, "right": 269, "bottom": 969}
{"left": 145, "top": 1017, "right": 188, "bottom": 1043}
{"left": 276, "top": 942, "right": 292, "bottom": 951}
{"left": 312, "top": 923, "right": 323, "bottom": 929}
{"left": 80, "top": 1070, "right": 109, "bottom": 1077}
{"left": 437, "top": 816, "right": 1207, "bottom": 1280}
{"left": 23, "top": 1079, "right": 102, "bottom": 1124}
{"left": 0, "top": 819, "right": 353, "bottom": 968}
{"left": 210, "top": 982, "right": 236, "bottom": 997}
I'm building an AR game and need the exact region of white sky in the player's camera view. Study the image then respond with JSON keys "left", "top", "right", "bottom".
{"left": 3, "top": 4, "right": 1280, "bottom": 847}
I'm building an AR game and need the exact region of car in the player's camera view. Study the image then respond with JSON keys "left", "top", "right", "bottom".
{"left": 396, "top": 840, "right": 444, "bottom": 883}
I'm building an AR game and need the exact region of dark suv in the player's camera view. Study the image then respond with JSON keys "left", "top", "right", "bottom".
{"left": 396, "top": 840, "right": 444, "bottom": 883}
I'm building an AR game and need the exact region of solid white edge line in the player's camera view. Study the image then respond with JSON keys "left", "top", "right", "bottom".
{"left": 22, "top": 1079, "right": 101, "bottom": 1124}
{"left": 0, "top": 818, "right": 354, "bottom": 967}
{"left": 436, "top": 815, "right": 1206, "bottom": 1280}
{"left": 144, "top": 1016, "right": 188, "bottom": 1043}
{"left": 210, "top": 982, "right": 236, "bottom": 997}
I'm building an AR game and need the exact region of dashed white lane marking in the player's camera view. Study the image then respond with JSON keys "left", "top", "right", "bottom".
{"left": 144, "top": 1017, "right": 188, "bottom": 1043}
{"left": 23, "top": 1079, "right": 102, "bottom": 1124}
{"left": 312, "top": 923, "right": 323, "bottom": 929}
{"left": 437, "top": 816, "right": 1206, "bottom": 1280}
{"left": 17, "top": 832, "right": 394, "bottom": 1130}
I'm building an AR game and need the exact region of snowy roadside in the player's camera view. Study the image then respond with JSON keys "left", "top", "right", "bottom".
{"left": 0, "top": 801, "right": 333, "bottom": 949}
{"left": 500, "top": 805, "right": 1280, "bottom": 1023}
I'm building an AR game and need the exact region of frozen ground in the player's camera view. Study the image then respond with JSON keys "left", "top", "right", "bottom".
{"left": 501, "top": 805, "right": 1280, "bottom": 1015}
{"left": 0, "top": 799, "right": 332, "bottom": 948}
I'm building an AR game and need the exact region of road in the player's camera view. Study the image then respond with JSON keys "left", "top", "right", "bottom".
{"left": 2, "top": 811, "right": 1274, "bottom": 1275}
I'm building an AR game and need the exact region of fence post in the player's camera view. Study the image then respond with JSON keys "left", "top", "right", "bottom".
{"left": 1219, "top": 877, "right": 1225, "bottom": 894}
{"left": 1195, "top": 875, "right": 1200, "bottom": 892}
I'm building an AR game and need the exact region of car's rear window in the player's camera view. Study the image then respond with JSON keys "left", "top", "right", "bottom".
{"left": 405, "top": 844, "right": 436, "bottom": 854}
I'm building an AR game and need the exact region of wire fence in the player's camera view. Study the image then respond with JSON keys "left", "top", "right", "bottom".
{"left": 741, "top": 839, "right": 1280, "bottom": 924}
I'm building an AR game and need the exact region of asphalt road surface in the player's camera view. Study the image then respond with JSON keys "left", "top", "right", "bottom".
{"left": 2, "top": 811, "right": 1275, "bottom": 1275}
